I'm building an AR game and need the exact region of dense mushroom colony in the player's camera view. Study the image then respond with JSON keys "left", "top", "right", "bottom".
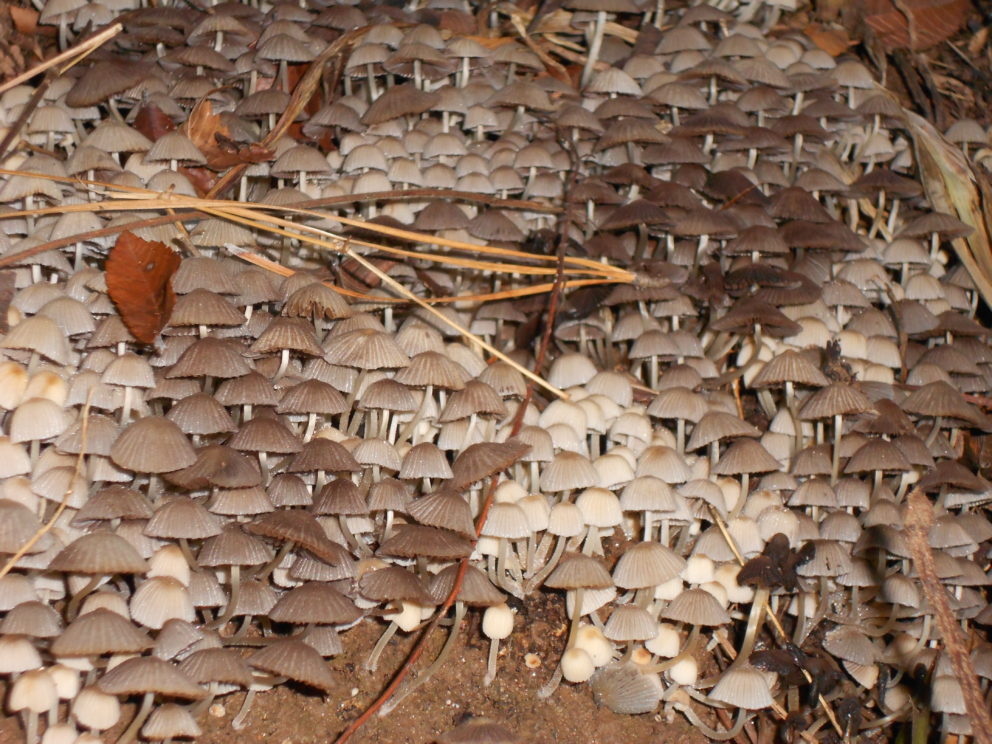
{"left": 1, "top": 0, "right": 991, "bottom": 743}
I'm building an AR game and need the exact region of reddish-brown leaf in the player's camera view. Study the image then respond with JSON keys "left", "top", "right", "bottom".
{"left": 183, "top": 98, "right": 273, "bottom": 170}
{"left": 105, "top": 231, "right": 181, "bottom": 345}
{"left": 10, "top": 7, "right": 39, "bottom": 34}
{"left": 178, "top": 165, "right": 217, "bottom": 197}
{"left": 339, "top": 256, "right": 397, "bottom": 292}
{"left": 863, "top": 0, "right": 969, "bottom": 51}
{"left": 803, "top": 23, "right": 852, "bottom": 57}
{"left": 133, "top": 102, "right": 176, "bottom": 143}
{"left": 183, "top": 99, "right": 234, "bottom": 169}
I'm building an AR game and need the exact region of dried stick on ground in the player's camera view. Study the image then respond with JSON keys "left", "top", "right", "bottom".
{"left": 904, "top": 488, "right": 992, "bottom": 744}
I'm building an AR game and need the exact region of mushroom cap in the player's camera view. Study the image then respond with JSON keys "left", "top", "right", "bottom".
{"left": 52, "top": 608, "right": 152, "bottom": 657}
{"left": 708, "top": 663, "right": 775, "bottom": 709}
{"left": 661, "top": 588, "right": 730, "bottom": 626}
{"left": 248, "top": 640, "right": 336, "bottom": 691}
{"left": 111, "top": 416, "right": 196, "bottom": 473}
{"left": 48, "top": 532, "right": 148, "bottom": 575}
{"left": 97, "top": 656, "right": 206, "bottom": 699}
{"left": 613, "top": 541, "right": 686, "bottom": 589}
{"left": 544, "top": 553, "right": 613, "bottom": 590}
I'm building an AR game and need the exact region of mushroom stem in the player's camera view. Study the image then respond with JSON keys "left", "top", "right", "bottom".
{"left": 580, "top": 12, "right": 607, "bottom": 88}
{"left": 793, "top": 591, "right": 809, "bottom": 645}
{"left": 339, "top": 515, "right": 370, "bottom": 557}
{"left": 736, "top": 586, "right": 769, "bottom": 666}
{"left": 536, "top": 663, "right": 564, "bottom": 699}
{"left": 254, "top": 540, "right": 295, "bottom": 582}
{"left": 230, "top": 689, "right": 257, "bottom": 730}
{"left": 208, "top": 565, "right": 241, "bottom": 630}
{"left": 525, "top": 534, "right": 567, "bottom": 592}
{"left": 120, "top": 386, "right": 133, "bottom": 424}
{"left": 66, "top": 574, "right": 103, "bottom": 620}
{"left": 379, "top": 601, "right": 467, "bottom": 715}
{"left": 830, "top": 413, "right": 843, "bottom": 485}
{"left": 274, "top": 349, "right": 290, "bottom": 381}
{"left": 365, "top": 620, "right": 398, "bottom": 672}
{"left": 177, "top": 538, "right": 198, "bottom": 568}
{"left": 23, "top": 711, "right": 38, "bottom": 744}
{"left": 890, "top": 611, "right": 934, "bottom": 658}
{"left": 303, "top": 413, "right": 317, "bottom": 442}
{"left": 670, "top": 702, "right": 749, "bottom": 740}
{"left": 564, "top": 588, "right": 586, "bottom": 651}
{"left": 484, "top": 637, "right": 500, "bottom": 686}
{"left": 925, "top": 416, "right": 943, "bottom": 447}
{"left": 494, "top": 539, "right": 524, "bottom": 599}
{"left": 396, "top": 385, "right": 432, "bottom": 443}
{"left": 653, "top": 0, "right": 665, "bottom": 28}
{"left": 339, "top": 370, "right": 368, "bottom": 433}
{"left": 116, "top": 691, "right": 154, "bottom": 744}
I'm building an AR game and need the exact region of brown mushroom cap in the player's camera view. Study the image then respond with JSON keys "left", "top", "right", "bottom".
{"left": 248, "top": 640, "right": 336, "bottom": 691}
{"left": 97, "top": 656, "right": 206, "bottom": 699}
{"left": 48, "top": 532, "right": 148, "bottom": 575}
{"left": 111, "top": 416, "right": 196, "bottom": 473}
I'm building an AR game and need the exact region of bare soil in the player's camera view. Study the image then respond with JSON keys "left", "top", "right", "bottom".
{"left": 193, "top": 608, "right": 705, "bottom": 744}
{"left": 0, "top": 586, "right": 707, "bottom": 744}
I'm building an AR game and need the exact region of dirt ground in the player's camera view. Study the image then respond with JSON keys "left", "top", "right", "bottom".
{"left": 0, "top": 591, "right": 708, "bottom": 744}
{"left": 194, "top": 602, "right": 706, "bottom": 744}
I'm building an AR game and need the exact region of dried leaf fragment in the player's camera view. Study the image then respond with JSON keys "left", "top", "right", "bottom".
{"left": 105, "top": 231, "right": 181, "bottom": 345}
{"left": 863, "top": 0, "right": 969, "bottom": 51}
{"left": 182, "top": 98, "right": 273, "bottom": 170}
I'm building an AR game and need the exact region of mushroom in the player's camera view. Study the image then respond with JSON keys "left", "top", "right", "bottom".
{"left": 482, "top": 602, "right": 514, "bottom": 685}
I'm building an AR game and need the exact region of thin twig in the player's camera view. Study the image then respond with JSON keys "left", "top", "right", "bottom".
{"left": 232, "top": 243, "right": 617, "bottom": 303}
{"left": 904, "top": 489, "right": 992, "bottom": 744}
{"left": 0, "top": 22, "right": 123, "bottom": 97}
{"left": 0, "top": 78, "right": 50, "bottom": 162}
{"left": 332, "top": 127, "right": 580, "bottom": 744}
{"left": 205, "top": 26, "right": 370, "bottom": 200}
{"left": 0, "top": 23, "right": 124, "bottom": 160}
{"left": 0, "top": 172, "right": 631, "bottom": 280}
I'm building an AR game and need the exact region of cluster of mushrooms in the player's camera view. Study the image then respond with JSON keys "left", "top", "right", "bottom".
{"left": 0, "top": 0, "right": 991, "bottom": 742}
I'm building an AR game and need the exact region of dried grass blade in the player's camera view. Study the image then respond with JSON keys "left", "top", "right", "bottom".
{"left": 232, "top": 247, "right": 615, "bottom": 304}
{"left": 210, "top": 203, "right": 624, "bottom": 280}
{"left": 0, "top": 178, "right": 629, "bottom": 279}
{"left": 0, "top": 23, "right": 123, "bottom": 96}
{"left": 902, "top": 109, "right": 992, "bottom": 310}
{"left": 224, "top": 238, "right": 567, "bottom": 400}
{"left": 0, "top": 171, "right": 633, "bottom": 281}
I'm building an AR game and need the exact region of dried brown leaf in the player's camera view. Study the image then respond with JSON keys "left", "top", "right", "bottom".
{"left": 863, "top": 0, "right": 969, "bottom": 51}
{"left": 182, "top": 99, "right": 273, "bottom": 171}
{"left": 105, "top": 231, "right": 181, "bottom": 345}
{"left": 903, "top": 106, "right": 992, "bottom": 311}
{"left": 133, "top": 102, "right": 176, "bottom": 143}
{"left": 9, "top": 7, "right": 38, "bottom": 35}
{"left": 803, "top": 23, "right": 852, "bottom": 57}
